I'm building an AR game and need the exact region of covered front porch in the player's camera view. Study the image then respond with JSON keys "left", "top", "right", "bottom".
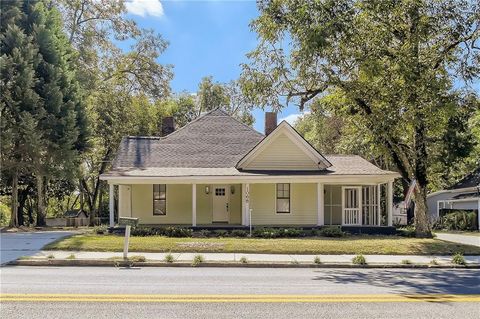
{"left": 108, "top": 179, "right": 395, "bottom": 229}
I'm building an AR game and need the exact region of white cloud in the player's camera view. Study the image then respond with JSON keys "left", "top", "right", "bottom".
{"left": 126, "top": 0, "right": 164, "bottom": 17}
{"left": 279, "top": 111, "right": 311, "bottom": 125}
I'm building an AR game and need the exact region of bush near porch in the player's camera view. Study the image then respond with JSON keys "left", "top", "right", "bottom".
{"left": 45, "top": 234, "right": 480, "bottom": 255}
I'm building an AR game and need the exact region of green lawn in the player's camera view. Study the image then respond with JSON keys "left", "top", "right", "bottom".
{"left": 45, "top": 234, "right": 480, "bottom": 255}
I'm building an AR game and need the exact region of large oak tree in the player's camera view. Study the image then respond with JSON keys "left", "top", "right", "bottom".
{"left": 241, "top": 0, "right": 479, "bottom": 237}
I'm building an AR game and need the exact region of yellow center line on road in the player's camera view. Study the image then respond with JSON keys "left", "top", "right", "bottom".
{"left": 1, "top": 294, "right": 479, "bottom": 303}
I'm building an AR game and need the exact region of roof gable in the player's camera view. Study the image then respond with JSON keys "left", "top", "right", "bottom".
{"left": 237, "top": 121, "right": 331, "bottom": 171}
{"left": 448, "top": 166, "right": 480, "bottom": 190}
{"left": 112, "top": 109, "right": 264, "bottom": 169}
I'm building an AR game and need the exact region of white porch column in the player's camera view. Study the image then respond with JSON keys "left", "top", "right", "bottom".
{"left": 242, "top": 183, "right": 250, "bottom": 226}
{"left": 192, "top": 184, "right": 197, "bottom": 227}
{"left": 109, "top": 183, "right": 115, "bottom": 227}
{"left": 317, "top": 183, "right": 324, "bottom": 226}
{"left": 387, "top": 180, "right": 393, "bottom": 226}
{"left": 377, "top": 184, "right": 381, "bottom": 226}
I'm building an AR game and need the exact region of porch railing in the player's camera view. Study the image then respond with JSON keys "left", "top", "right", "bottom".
{"left": 344, "top": 208, "right": 361, "bottom": 225}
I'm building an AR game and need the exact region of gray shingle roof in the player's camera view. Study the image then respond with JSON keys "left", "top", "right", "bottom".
{"left": 448, "top": 166, "right": 480, "bottom": 190}
{"left": 103, "top": 109, "right": 398, "bottom": 178}
{"left": 112, "top": 109, "right": 264, "bottom": 169}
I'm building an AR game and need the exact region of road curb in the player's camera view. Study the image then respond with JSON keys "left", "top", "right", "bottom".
{"left": 6, "top": 259, "right": 480, "bottom": 269}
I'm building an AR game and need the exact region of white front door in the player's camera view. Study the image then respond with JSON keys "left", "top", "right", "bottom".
{"left": 213, "top": 185, "right": 229, "bottom": 222}
{"left": 342, "top": 187, "right": 362, "bottom": 225}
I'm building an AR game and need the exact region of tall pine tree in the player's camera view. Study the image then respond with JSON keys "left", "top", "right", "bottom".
{"left": 0, "top": 0, "right": 88, "bottom": 226}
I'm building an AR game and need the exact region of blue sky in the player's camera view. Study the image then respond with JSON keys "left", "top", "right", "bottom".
{"left": 125, "top": 0, "right": 304, "bottom": 132}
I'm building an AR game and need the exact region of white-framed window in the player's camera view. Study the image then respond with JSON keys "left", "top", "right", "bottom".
{"left": 153, "top": 184, "right": 166, "bottom": 215}
{"left": 276, "top": 183, "right": 290, "bottom": 213}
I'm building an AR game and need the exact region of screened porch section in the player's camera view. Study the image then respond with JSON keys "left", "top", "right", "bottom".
{"left": 324, "top": 184, "right": 391, "bottom": 226}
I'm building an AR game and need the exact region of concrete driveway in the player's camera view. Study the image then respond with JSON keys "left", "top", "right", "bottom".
{"left": 435, "top": 232, "right": 480, "bottom": 247}
{"left": 0, "top": 231, "right": 73, "bottom": 265}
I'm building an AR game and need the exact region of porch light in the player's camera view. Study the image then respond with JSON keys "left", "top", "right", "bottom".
{"left": 205, "top": 186, "right": 210, "bottom": 194}
{"left": 230, "top": 185, "right": 235, "bottom": 195}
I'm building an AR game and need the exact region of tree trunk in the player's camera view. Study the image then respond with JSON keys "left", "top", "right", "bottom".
{"left": 9, "top": 170, "right": 19, "bottom": 227}
{"left": 414, "top": 185, "right": 431, "bottom": 237}
{"left": 36, "top": 174, "right": 46, "bottom": 226}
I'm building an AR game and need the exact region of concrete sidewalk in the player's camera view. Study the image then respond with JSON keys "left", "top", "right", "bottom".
{"left": 435, "top": 232, "right": 480, "bottom": 247}
{"left": 33, "top": 250, "right": 480, "bottom": 265}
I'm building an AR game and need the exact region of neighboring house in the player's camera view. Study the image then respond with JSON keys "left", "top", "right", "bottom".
{"left": 100, "top": 109, "right": 400, "bottom": 230}
{"left": 45, "top": 209, "right": 89, "bottom": 227}
{"left": 427, "top": 167, "right": 480, "bottom": 224}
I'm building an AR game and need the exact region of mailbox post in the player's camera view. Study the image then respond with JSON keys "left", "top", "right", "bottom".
{"left": 118, "top": 217, "right": 139, "bottom": 260}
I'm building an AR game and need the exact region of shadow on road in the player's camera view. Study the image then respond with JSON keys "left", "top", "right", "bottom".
{"left": 313, "top": 269, "right": 480, "bottom": 294}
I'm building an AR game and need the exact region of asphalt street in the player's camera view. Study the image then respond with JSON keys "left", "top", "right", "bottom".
{"left": 1, "top": 266, "right": 479, "bottom": 318}
{"left": 0, "top": 231, "right": 73, "bottom": 265}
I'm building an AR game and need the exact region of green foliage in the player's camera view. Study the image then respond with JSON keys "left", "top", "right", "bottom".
{"left": 192, "top": 254, "right": 204, "bottom": 267}
{"left": 93, "top": 225, "right": 108, "bottom": 235}
{"left": 213, "top": 229, "right": 228, "bottom": 237}
{"left": 352, "top": 255, "right": 367, "bottom": 265}
{"left": 451, "top": 253, "right": 466, "bottom": 265}
{"left": 397, "top": 226, "right": 417, "bottom": 238}
{"left": 242, "top": 0, "right": 480, "bottom": 237}
{"left": 314, "top": 256, "right": 321, "bottom": 264}
{"left": 230, "top": 229, "right": 248, "bottom": 237}
{"left": 435, "top": 211, "right": 477, "bottom": 231}
{"left": 401, "top": 259, "right": 412, "bottom": 265}
{"left": 66, "top": 254, "right": 76, "bottom": 260}
{"left": 164, "top": 253, "right": 174, "bottom": 263}
{"left": 197, "top": 229, "right": 212, "bottom": 238}
{"left": 0, "top": 200, "right": 10, "bottom": 226}
{"left": 318, "top": 226, "right": 345, "bottom": 238}
{"left": 239, "top": 256, "right": 248, "bottom": 264}
{"left": 47, "top": 254, "right": 55, "bottom": 259}
{"left": 129, "top": 255, "right": 146, "bottom": 263}
{"left": 252, "top": 227, "right": 305, "bottom": 238}
{"left": 131, "top": 226, "right": 193, "bottom": 237}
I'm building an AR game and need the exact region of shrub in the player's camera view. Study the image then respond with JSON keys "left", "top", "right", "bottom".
{"left": 198, "top": 229, "right": 211, "bottom": 238}
{"left": 396, "top": 226, "right": 416, "bottom": 237}
{"left": 164, "top": 227, "right": 193, "bottom": 238}
{"left": 131, "top": 226, "right": 193, "bottom": 237}
{"left": 253, "top": 228, "right": 280, "bottom": 238}
{"left": 164, "top": 253, "right": 174, "bottom": 263}
{"left": 93, "top": 225, "right": 108, "bottom": 235}
{"left": 239, "top": 256, "right": 248, "bottom": 264}
{"left": 401, "top": 259, "right": 411, "bottom": 265}
{"left": 451, "top": 253, "right": 466, "bottom": 265}
{"left": 318, "top": 226, "right": 345, "bottom": 237}
{"left": 192, "top": 254, "right": 205, "bottom": 267}
{"left": 436, "top": 211, "right": 477, "bottom": 231}
{"left": 352, "top": 255, "right": 366, "bottom": 265}
{"left": 47, "top": 254, "right": 55, "bottom": 259}
{"left": 213, "top": 229, "right": 228, "bottom": 237}
{"left": 314, "top": 256, "right": 321, "bottom": 264}
{"left": 279, "top": 228, "right": 303, "bottom": 237}
{"left": 129, "top": 255, "right": 146, "bottom": 262}
{"left": 66, "top": 254, "right": 76, "bottom": 260}
{"left": 231, "top": 229, "right": 248, "bottom": 237}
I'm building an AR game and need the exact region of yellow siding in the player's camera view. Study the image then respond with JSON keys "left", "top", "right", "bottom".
{"left": 127, "top": 184, "right": 242, "bottom": 225}
{"left": 244, "top": 133, "right": 319, "bottom": 170}
{"left": 130, "top": 184, "right": 192, "bottom": 225}
{"left": 118, "top": 185, "right": 131, "bottom": 217}
{"left": 250, "top": 183, "right": 317, "bottom": 225}
{"left": 229, "top": 185, "right": 242, "bottom": 224}
{"left": 196, "top": 184, "right": 212, "bottom": 224}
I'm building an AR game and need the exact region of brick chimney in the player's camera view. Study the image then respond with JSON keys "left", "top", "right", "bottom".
{"left": 161, "top": 116, "right": 175, "bottom": 136}
{"left": 265, "top": 112, "right": 277, "bottom": 135}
